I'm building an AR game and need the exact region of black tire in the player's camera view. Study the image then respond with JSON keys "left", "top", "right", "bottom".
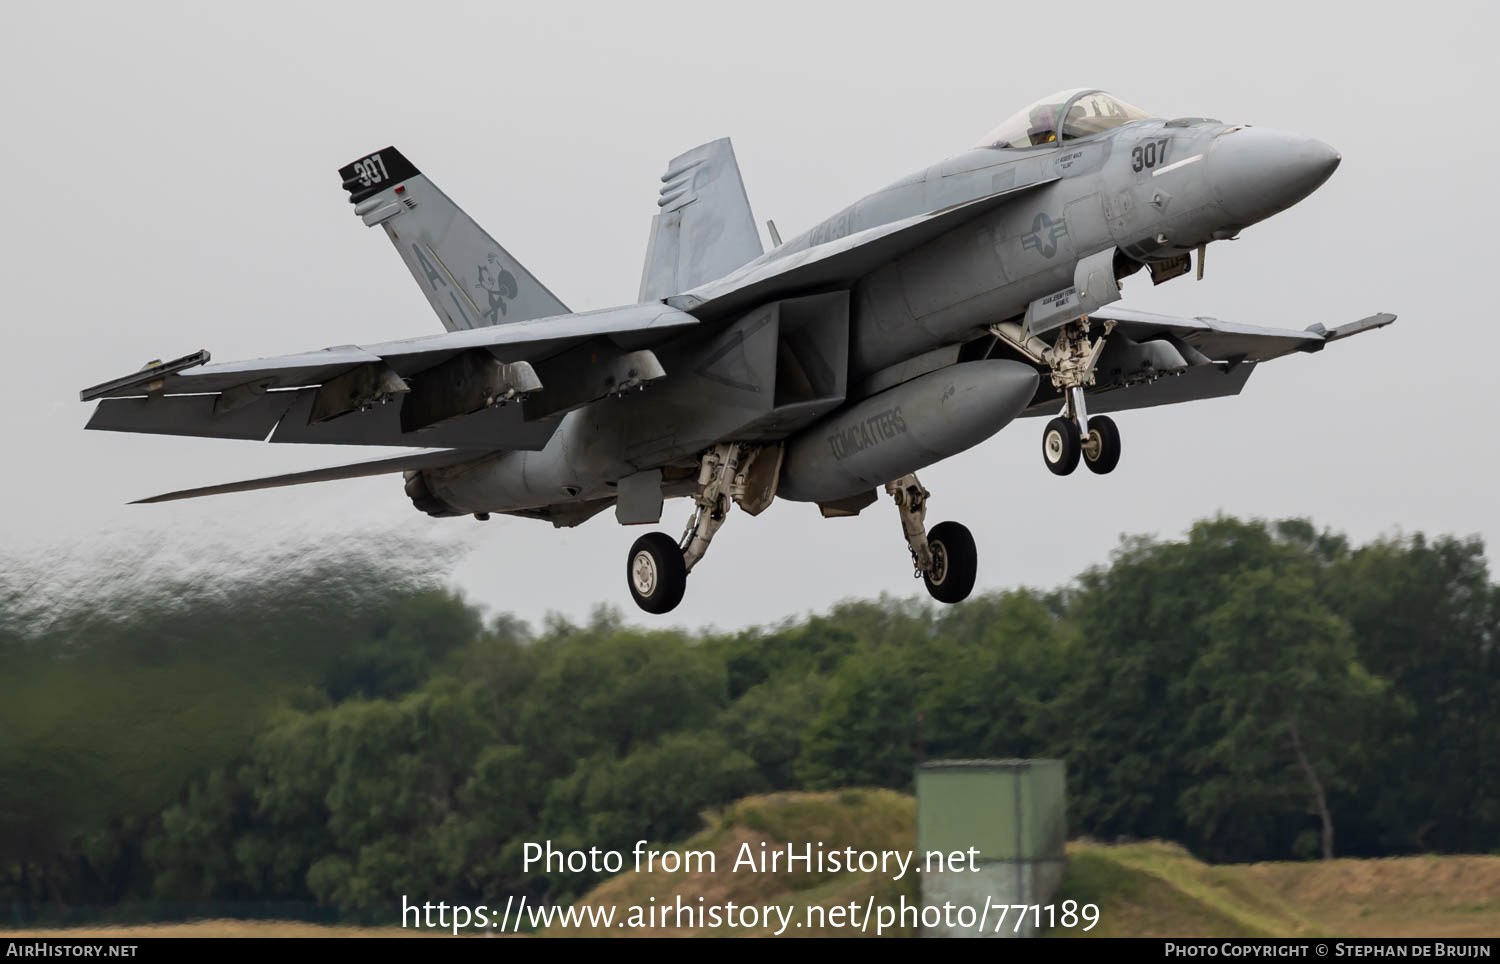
{"left": 1042, "top": 416, "right": 1081, "bottom": 476}
{"left": 626, "top": 532, "right": 687, "bottom": 614}
{"left": 1082, "top": 415, "right": 1121, "bottom": 475}
{"left": 924, "top": 521, "right": 977, "bottom": 604}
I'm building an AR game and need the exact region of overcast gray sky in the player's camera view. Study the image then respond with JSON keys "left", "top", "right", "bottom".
{"left": 1, "top": 2, "right": 1485, "bottom": 631}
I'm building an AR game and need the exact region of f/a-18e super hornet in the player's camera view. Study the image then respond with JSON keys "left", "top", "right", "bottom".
{"left": 81, "top": 89, "right": 1394, "bottom": 613}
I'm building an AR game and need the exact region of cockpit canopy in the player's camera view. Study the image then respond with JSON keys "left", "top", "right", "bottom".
{"left": 975, "top": 89, "right": 1153, "bottom": 150}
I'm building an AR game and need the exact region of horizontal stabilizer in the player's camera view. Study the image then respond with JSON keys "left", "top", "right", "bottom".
{"left": 133, "top": 449, "right": 485, "bottom": 504}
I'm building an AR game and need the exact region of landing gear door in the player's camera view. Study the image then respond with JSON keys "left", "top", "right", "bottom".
{"left": 1024, "top": 246, "right": 1121, "bottom": 337}
{"left": 1076, "top": 246, "right": 1121, "bottom": 316}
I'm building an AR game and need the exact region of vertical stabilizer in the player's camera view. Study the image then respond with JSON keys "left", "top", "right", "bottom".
{"left": 639, "top": 138, "right": 763, "bottom": 301}
{"left": 340, "top": 147, "right": 569, "bottom": 332}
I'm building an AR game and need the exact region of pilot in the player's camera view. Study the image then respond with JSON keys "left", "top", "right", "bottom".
{"left": 1025, "top": 103, "right": 1061, "bottom": 146}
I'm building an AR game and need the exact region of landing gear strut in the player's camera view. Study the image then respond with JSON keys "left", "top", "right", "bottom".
{"left": 625, "top": 443, "right": 754, "bottom": 615}
{"left": 885, "top": 474, "right": 977, "bottom": 604}
{"left": 680, "top": 442, "right": 746, "bottom": 573}
{"left": 1017, "top": 316, "right": 1124, "bottom": 476}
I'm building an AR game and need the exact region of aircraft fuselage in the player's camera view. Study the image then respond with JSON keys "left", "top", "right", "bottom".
{"left": 419, "top": 116, "right": 1340, "bottom": 520}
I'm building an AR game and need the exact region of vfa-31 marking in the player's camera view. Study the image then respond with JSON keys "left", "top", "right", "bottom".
{"left": 80, "top": 88, "right": 1395, "bottom": 614}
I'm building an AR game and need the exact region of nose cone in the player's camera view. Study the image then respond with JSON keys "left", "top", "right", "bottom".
{"left": 1206, "top": 127, "right": 1341, "bottom": 225}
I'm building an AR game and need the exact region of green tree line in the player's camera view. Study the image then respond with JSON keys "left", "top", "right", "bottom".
{"left": 2, "top": 516, "right": 1496, "bottom": 919}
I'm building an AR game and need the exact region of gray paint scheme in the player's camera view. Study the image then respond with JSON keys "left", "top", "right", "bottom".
{"left": 81, "top": 89, "right": 1393, "bottom": 526}
{"left": 639, "top": 138, "right": 762, "bottom": 302}
{"left": 364, "top": 166, "right": 570, "bottom": 332}
{"left": 778, "top": 361, "right": 1038, "bottom": 503}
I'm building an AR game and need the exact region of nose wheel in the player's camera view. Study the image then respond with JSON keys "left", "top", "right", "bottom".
{"left": 1081, "top": 414, "right": 1121, "bottom": 474}
{"left": 1042, "top": 382, "right": 1121, "bottom": 476}
{"left": 1042, "top": 413, "right": 1120, "bottom": 475}
{"left": 1043, "top": 417, "right": 1081, "bottom": 475}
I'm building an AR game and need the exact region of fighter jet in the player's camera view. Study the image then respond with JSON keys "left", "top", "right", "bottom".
{"left": 80, "top": 89, "right": 1394, "bottom": 613}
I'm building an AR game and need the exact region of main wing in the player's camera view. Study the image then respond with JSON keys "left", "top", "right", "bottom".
{"left": 1018, "top": 308, "right": 1396, "bottom": 417}
{"left": 81, "top": 303, "right": 698, "bottom": 448}
{"left": 1092, "top": 306, "right": 1396, "bottom": 363}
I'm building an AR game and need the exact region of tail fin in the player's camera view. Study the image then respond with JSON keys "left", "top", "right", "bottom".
{"left": 339, "top": 147, "right": 569, "bottom": 331}
{"left": 639, "top": 137, "right": 763, "bottom": 301}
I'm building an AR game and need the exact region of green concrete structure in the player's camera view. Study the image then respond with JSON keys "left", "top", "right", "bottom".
{"left": 915, "top": 759, "right": 1067, "bottom": 938}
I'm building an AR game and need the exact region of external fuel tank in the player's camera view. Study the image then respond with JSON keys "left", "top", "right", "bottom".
{"left": 777, "top": 359, "right": 1038, "bottom": 504}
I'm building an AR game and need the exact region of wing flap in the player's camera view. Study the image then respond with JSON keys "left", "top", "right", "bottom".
{"left": 88, "top": 393, "right": 298, "bottom": 441}
{"left": 1022, "top": 361, "right": 1259, "bottom": 418}
{"left": 268, "top": 387, "right": 556, "bottom": 449}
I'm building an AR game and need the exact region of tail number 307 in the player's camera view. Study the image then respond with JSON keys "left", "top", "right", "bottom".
{"left": 353, "top": 153, "right": 391, "bottom": 188}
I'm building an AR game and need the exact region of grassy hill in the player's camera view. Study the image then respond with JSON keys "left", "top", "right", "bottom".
{"left": 11, "top": 789, "right": 1500, "bottom": 938}
{"left": 1057, "top": 840, "right": 1500, "bottom": 938}
{"left": 555, "top": 790, "right": 1500, "bottom": 939}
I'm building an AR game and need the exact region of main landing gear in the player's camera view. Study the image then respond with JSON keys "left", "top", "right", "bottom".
{"left": 885, "top": 473, "right": 977, "bottom": 604}
{"left": 626, "top": 532, "right": 687, "bottom": 615}
{"left": 626, "top": 443, "right": 756, "bottom": 615}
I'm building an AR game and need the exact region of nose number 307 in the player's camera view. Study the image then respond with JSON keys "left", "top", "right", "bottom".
{"left": 1131, "top": 137, "right": 1170, "bottom": 172}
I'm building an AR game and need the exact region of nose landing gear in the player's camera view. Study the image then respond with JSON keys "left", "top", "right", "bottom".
{"left": 992, "top": 315, "right": 1124, "bottom": 477}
